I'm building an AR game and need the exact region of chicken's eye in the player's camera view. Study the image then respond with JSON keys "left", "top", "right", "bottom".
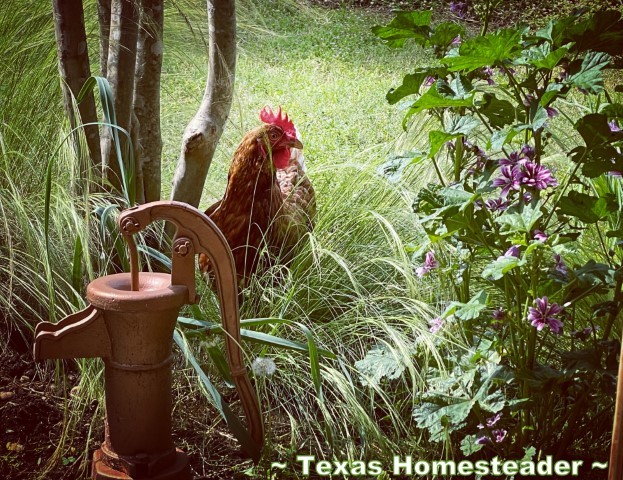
{"left": 269, "top": 131, "right": 281, "bottom": 141}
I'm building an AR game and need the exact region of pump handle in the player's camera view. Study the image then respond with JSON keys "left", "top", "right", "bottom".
{"left": 117, "top": 201, "right": 264, "bottom": 456}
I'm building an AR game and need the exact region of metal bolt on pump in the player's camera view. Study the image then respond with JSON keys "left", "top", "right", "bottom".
{"left": 34, "top": 201, "right": 264, "bottom": 479}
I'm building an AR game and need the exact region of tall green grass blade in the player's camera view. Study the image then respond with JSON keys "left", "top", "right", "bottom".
{"left": 44, "top": 155, "right": 56, "bottom": 322}
{"left": 178, "top": 317, "right": 336, "bottom": 358}
{"left": 96, "top": 204, "right": 118, "bottom": 239}
{"left": 205, "top": 345, "right": 235, "bottom": 387}
{"left": 138, "top": 245, "right": 172, "bottom": 270}
{"left": 291, "top": 322, "right": 322, "bottom": 400}
{"left": 173, "top": 329, "right": 261, "bottom": 462}
{"left": 80, "top": 76, "right": 134, "bottom": 204}
{"left": 72, "top": 234, "right": 83, "bottom": 292}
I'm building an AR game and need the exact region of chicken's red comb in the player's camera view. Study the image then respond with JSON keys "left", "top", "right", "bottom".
{"left": 259, "top": 106, "right": 296, "bottom": 135}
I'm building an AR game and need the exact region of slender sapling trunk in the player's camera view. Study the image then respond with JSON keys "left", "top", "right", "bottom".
{"left": 169, "top": 0, "right": 237, "bottom": 208}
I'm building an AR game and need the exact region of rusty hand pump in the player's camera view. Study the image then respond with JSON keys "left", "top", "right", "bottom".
{"left": 33, "top": 201, "right": 264, "bottom": 479}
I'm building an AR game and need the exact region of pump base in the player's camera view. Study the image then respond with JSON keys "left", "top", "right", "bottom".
{"left": 92, "top": 449, "right": 192, "bottom": 480}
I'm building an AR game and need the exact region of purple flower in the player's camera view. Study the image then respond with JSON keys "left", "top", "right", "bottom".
{"left": 533, "top": 229, "right": 548, "bottom": 242}
{"left": 489, "top": 413, "right": 502, "bottom": 426}
{"left": 416, "top": 251, "right": 439, "bottom": 277}
{"left": 481, "top": 66, "right": 495, "bottom": 85}
{"left": 468, "top": 156, "right": 487, "bottom": 176}
{"left": 528, "top": 296, "right": 564, "bottom": 334}
{"left": 609, "top": 120, "right": 621, "bottom": 132}
{"left": 485, "top": 197, "right": 509, "bottom": 212}
{"left": 492, "top": 165, "right": 521, "bottom": 198}
{"left": 474, "top": 146, "right": 487, "bottom": 159}
{"left": 478, "top": 412, "right": 502, "bottom": 429}
{"left": 572, "top": 325, "right": 599, "bottom": 340}
{"left": 499, "top": 151, "right": 526, "bottom": 167}
{"left": 503, "top": 245, "right": 520, "bottom": 258}
{"left": 546, "top": 106, "right": 559, "bottom": 118}
{"left": 449, "top": 2, "right": 468, "bottom": 18}
{"left": 493, "top": 429, "right": 507, "bottom": 443}
{"left": 492, "top": 308, "right": 506, "bottom": 320}
{"left": 423, "top": 75, "right": 436, "bottom": 87}
{"left": 476, "top": 429, "right": 507, "bottom": 444}
{"left": 608, "top": 171, "right": 623, "bottom": 178}
{"left": 464, "top": 141, "right": 488, "bottom": 174}
{"left": 516, "top": 161, "right": 558, "bottom": 190}
{"left": 520, "top": 144, "right": 536, "bottom": 160}
{"left": 554, "top": 254, "right": 567, "bottom": 275}
{"left": 523, "top": 93, "right": 535, "bottom": 107}
{"left": 429, "top": 316, "right": 444, "bottom": 333}
{"left": 451, "top": 34, "right": 462, "bottom": 46}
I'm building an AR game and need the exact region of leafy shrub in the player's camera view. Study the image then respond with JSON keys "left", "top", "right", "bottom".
{"left": 374, "top": 8, "right": 623, "bottom": 459}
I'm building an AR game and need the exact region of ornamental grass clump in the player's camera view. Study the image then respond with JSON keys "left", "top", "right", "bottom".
{"left": 375, "top": 6, "right": 623, "bottom": 460}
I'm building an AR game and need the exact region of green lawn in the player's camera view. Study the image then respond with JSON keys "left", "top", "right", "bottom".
{"left": 159, "top": 2, "right": 424, "bottom": 206}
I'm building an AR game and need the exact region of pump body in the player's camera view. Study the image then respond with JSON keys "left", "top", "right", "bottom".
{"left": 34, "top": 201, "right": 263, "bottom": 479}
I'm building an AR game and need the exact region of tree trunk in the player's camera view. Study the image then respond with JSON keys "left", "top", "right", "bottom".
{"left": 101, "top": 0, "right": 139, "bottom": 199}
{"left": 98, "top": 0, "right": 111, "bottom": 77}
{"left": 134, "top": 0, "right": 164, "bottom": 203}
{"left": 52, "top": 0, "right": 102, "bottom": 176}
{"left": 169, "top": 0, "right": 236, "bottom": 208}
{"left": 131, "top": 111, "right": 145, "bottom": 204}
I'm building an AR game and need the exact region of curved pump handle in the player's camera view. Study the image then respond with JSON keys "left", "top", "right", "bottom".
{"left": 117, "top": 200, "right": 264, "bottom": 455}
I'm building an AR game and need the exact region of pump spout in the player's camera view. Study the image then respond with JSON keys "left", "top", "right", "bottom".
{"left": 33, "top": 305, "right": 111, "bottom": 361}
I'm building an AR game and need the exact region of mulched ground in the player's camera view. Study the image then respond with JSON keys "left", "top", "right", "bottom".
{"left": 0, "top": 333, "right": 88, "bottom": 479}
{"left": 0, "top": 328, "right": 255, "bottom": 480}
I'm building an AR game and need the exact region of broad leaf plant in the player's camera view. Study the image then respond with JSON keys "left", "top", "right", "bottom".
{"left": 374, "top": 8, "right": 623, "bottom": 458}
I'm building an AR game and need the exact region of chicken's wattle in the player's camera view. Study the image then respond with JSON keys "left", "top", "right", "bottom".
{"left": 199, "top": 106, "right": 316, "bottom": 283}
{"left": 273, "top": 148, "right": 291, "bottom": 169}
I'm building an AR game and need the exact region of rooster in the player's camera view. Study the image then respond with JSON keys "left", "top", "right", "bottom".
{"left": 199, "top": 106, "right": 316, "bottom": 283}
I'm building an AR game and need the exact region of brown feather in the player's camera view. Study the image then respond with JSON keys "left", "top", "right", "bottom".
{"left": 199, "top": 125, "right": 316, "bottom": 284}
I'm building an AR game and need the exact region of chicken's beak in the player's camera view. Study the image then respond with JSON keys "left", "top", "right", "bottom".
{"left": 287, "top": 137, "right": 303, "bottom": 150}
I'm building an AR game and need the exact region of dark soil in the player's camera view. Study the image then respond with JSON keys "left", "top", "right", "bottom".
{"left": 0, "top": 328, "right": 254, "bottom": 480}
{"left": 0, "top": 331, "right": 91, "bottom": 480}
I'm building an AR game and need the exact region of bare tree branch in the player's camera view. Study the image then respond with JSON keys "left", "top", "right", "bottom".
{"left": 52, "top": 0, "right": 102, "bottom": 175}
{"left": 170, "top": 0, "right": 236, "bottom": 207}
{"left": 134, "top": 0, "right": 164, "bottom": 203}
{"left": 101, "top": 0, "right": 140, "bottom": 196}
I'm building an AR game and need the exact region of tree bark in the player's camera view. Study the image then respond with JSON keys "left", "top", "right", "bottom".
{"left": 134, "top": 0, "right": 164, "bottom": 203}
{"left": 131, "top": 111, "right": 145, "bottom": 204}
{"left": 52, "top": 0, "right": 102, "bottom": 175}
{"left": 101, "top": 0, "right": 140, "bottom": 198}
{"left": 98, "top": 0, "right": 111, "bottom": 77}
{"left": 169, "top": 0, "right": 236, "bottom": 207}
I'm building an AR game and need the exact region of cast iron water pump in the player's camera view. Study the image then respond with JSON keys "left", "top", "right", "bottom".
{"left": 33, "top": 201, "right": 264, "bottom": 479}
